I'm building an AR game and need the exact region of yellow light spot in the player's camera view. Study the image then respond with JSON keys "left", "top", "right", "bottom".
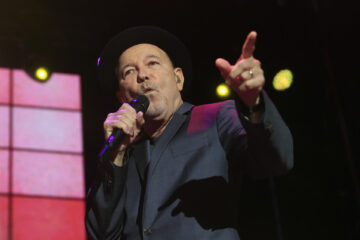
{"left": 216, "top": 83, "right": 230, "bottom": 98}
{"left": 273, "top": 69, "right": 293, "bottom": 91}
{"left": 35, "top": 67, "right": 49, "bottom": 81}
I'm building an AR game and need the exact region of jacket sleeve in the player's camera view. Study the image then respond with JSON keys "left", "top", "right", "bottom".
{"left": 217, "top": 91, "right": 294, "bottom": 179}
{"left": 85, "top": 159, "right": 128, "bottom": 240}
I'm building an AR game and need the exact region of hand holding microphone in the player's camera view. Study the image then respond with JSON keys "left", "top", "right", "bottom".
{"left": 99, "top": 95, "right": 149, "bottom": 164}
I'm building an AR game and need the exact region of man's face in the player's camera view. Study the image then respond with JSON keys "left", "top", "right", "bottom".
{"left": 117, "top": 43, "right": 184, "bottom": 121}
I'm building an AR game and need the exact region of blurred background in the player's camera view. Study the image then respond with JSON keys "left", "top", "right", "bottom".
{"left": 1, "top": 0, "right": 359, "bottom": 239}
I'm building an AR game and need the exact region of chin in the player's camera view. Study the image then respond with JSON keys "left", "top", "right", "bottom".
{"left": 145, "top": 95, "right": 168, "bottom": 118}
{"left": 145, "top": 107, "right": 164, "bottom": 118}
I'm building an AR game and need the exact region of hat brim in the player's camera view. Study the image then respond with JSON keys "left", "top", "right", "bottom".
{"left": 98, "top": 26, "right": 192, "bottom": 103}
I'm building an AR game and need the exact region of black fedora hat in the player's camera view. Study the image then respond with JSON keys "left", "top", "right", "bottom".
{"left": 97, "top": 26, "right": 192, "bottom": 101}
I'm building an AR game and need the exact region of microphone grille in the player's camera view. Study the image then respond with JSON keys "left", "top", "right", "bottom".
{"left": 130, "top": 95, "right": 150, "bottom": 113}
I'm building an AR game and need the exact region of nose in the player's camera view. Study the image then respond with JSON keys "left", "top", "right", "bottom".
{"left": 137, "top": 69, "right": 149, "bottom": 83}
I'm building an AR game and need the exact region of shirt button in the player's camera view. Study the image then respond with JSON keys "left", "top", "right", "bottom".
{"left": 144, "top": 227, "right": 152, "bottom": 236}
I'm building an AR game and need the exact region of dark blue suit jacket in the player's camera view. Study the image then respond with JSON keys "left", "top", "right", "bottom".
{"left": 86, "top": 93, "right": 293, "bottom": 240}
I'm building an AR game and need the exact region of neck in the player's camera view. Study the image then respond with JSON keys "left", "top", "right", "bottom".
{"left": 144, "top": 115, "right": 173, "bottom": 139}
{"left": 144, "top": 99, "right": 183, "bottom": 139}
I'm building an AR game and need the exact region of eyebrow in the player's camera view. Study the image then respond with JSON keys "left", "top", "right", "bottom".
{"left": 119, "top": 55, "right": 161, "bottom": 74}
{"left": 145, "top": 54, "right": 161, "bottom": 60}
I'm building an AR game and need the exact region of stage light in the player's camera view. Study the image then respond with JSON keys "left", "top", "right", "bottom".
{"left": 216, "top": 83, "right": 231, "bottom": 98}
{"left": 22, "top": 54, "right": 52, "bottom": 83}
{"left": 273, "top": 69, "right": 293, "bottom": 91}
{"left": 35, "top": 67, "right": 50, "bottom": 81}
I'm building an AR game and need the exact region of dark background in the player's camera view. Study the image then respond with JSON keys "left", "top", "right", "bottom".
{"left": 1, "top": 0, "right": 359, "bottom": 239}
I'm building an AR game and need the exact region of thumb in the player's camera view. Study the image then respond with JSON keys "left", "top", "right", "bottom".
{"left": 136, "top": 111, "right": 145, "bottom": 128}
{"left": 215, "top": 58, "right": 232, "bottom": 78}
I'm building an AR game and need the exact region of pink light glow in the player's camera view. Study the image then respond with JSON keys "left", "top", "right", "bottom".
{"left": 13, "top": 69, "right": 81, "bottom": 110}
{"left": 13, "top": 107, "right": 83, "bottom": 153}
{"left": 12, "top": 197, "right": 86, "bottom": 240}
{"left": 0, "top": 196, "right": 9, "bottom": 240}
{"left": 1, "top": 67, "right": 86, "bottom": 240}
{"left": 0, "top": 150, "right": 9, "bottom": 193}
{"left": 187, "top": 102, "right": 222, "bottom": 134}
{"left": 0, "top": 106, "right": 9, "bottom": 147}
{"left": 0, "top": 68, "right": 10, "bottom": 104}
{"left": 12, "top": 150, "right": 84, "bottom": 198}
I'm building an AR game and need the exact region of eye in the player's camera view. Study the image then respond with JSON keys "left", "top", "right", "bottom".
{"left": 148, "top": 61, "right": 159, "bottom": 66}
{"left": 123, "top": 68, "right": 135, "bottom": 77}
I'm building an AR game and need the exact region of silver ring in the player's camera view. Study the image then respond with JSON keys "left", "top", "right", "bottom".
{"left": 249, "top": 69, "right": 254, "bottom": 78}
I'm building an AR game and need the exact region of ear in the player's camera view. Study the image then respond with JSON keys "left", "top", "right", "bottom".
{"left": 174, "top": 67, "right": 184, "bottom": 91}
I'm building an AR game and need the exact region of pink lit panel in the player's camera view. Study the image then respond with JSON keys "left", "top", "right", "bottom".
{"left": 13, "top": 69, "right": 81, "bottom": 110}
{"left": 0, "top": 196, "right": 9, "bottom": 240}
{"left": 0, "top": 106, "right": 9, "bottom": 147}
{"left": 13, "top": 107, "right": 83, "bottom": 153}
{"left": 0, "top": 68, "right": 10, "bottom": 104}
{"left": 0, "top": 150, "right": 9, "bottom": 193}
{"left": 12, "top": 197, "right": 86, "bottom": 240}
{"left": 12, "top": 150, "right": 84, "bottom": 198}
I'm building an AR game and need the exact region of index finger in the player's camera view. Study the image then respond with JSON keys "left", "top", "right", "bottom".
{"left": 240, "top": 31, "right": 257, "bottom": 59}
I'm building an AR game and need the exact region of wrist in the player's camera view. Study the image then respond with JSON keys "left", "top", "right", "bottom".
{"left": 113, "top": 150, "right": 126, "bottom": 166}
{"left": 240, "top": 94, "right": 264, "bottom": 116}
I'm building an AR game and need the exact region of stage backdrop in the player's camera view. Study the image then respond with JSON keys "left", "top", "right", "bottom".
{"left": 0, "top": 67, "right": 86, "bottom": 240}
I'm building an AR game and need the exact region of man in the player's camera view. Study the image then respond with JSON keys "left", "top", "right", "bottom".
{"left": 86, "top": 26, "right": 293, "bottom": 239}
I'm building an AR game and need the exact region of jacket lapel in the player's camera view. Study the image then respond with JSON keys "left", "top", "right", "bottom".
{"left": 131, "top": 138, "right": 150, "bottom": 182}
{"left": 147, "top": 102, "right": 193, "bottom": 178}
{"left": 142, "top": 102, "right": 193, "bottom": 228}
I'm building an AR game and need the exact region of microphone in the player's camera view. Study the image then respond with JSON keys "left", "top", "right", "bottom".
{"left": 99, "top": 95, "right": 149, "bottom": 157}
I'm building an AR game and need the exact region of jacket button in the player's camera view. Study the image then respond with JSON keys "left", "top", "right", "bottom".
{"left": 144, "top": 227, "right": 152, "bottom": 236}
{"left": 264, "top": 121, "right": 272, "bottom": 129}
{"left": 264, "top": 121, "right": 274, "bottom": 134}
